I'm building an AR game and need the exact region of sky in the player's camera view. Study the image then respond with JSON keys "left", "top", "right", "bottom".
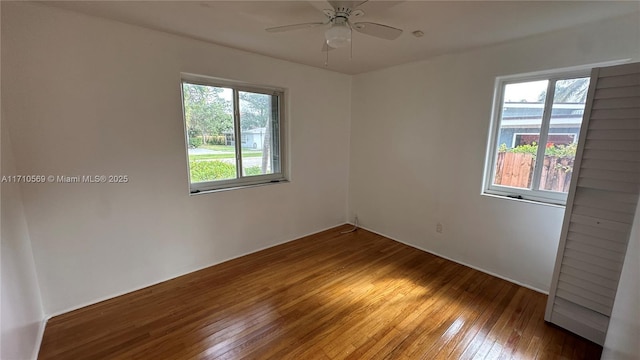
{"left": 504, "top": 80, "right": 548, "bottom": 103}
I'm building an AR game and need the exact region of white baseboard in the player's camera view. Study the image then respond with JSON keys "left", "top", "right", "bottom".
{"left": 31, "top": 317, "right": 48, "bottom": 360}
{"left": 46, "top": 222, "right": 351, "bottom": 319}
{"left": 354, "top": 224, "right": 549, "bottom": 295}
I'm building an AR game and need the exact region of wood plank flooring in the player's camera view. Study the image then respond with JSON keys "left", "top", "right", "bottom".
{"left": 39, "top": 225, "right": 603, "bottom": 359}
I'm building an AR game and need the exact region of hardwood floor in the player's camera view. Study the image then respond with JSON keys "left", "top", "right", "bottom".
{"left": 39, "top": 225, "right": 602, "bottom": 359}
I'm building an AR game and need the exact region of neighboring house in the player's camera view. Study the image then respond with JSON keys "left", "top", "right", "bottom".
{"left": 224, "top": 127, "right": 266, "bottom": 149}
{"left": 498, "top": 102, "right": 584, "bottom": 148}
{"left": 242, "top": 128, "right": 266, "bottom": 149}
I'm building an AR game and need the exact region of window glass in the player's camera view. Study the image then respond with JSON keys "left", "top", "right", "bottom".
{"left": 538, "top": 77, "right": 590, "bottom": 192}
{"left": 239, "top": 91, "right": 278, "bottom": 177}
{"left": 492, "top": 80, "right": 547, "bottom": 190}
{"left": 183, "top": 84, "right": 236, "bottom": 183}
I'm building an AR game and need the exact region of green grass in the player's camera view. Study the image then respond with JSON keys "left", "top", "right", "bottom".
{"left": 244, "top": 166, "right": 263, "bottom": 176}
{"left": 190, "top": 161, "right": 236, "bottom": 182}
{"left": 189, "top": 145, "right": 265, "bottom": 181}
{"left": 189, "top": 160, "right": 263, "bottom": 183}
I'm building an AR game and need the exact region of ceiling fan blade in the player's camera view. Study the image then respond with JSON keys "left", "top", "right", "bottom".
{"left": 321, "top": 42, "right": 336, "bottom": 52}
{"left": 328, "top": 1, "right": 367, "bottom": 10}
{"left": 352, "top": 22, "right": 403, "bottom": 40}
{"left": 266, "top": 22, "right": 325, "bottom": 33}
{"left": 308, "top": 1, "right": 335, "bottom": 12}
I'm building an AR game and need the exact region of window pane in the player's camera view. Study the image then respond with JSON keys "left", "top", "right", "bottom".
{"left": 183, "top": 83, "right": 237, "bottom": 183}
{"left": 538, "top": 77, "right": 590, "bottom": 193}
{"left": 493, "top": 80, "right": 548, "bottom": 189}
{"left": 239, "top": 91, "right": 279, "bottom": 177}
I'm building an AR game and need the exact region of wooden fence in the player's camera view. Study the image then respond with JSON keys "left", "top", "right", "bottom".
{"left": 494, "top": 152, "right": 574, "bottom": 192}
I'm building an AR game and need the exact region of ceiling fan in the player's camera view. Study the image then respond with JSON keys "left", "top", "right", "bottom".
{"left": 265, "top": 0, "right": 403, "bottom": 52}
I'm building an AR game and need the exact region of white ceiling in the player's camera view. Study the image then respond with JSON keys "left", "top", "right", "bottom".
{"left": 43, "top": 1, "right": 640, "bottom": 75}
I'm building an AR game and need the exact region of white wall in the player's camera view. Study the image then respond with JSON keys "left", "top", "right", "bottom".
{"left": 1, "top": 2, "right": 351, "bottom": 316}
{"left": 349, "top": 13, "right": 640, "bottom": 292}
{"left": 1, "top": 128, "right": 45, "bottom": 359}
{"left": 1, "top": 6, "right": 46, "bottom": 358}
{"left": 601, "top": 201, "right": 640, "bottom": 360}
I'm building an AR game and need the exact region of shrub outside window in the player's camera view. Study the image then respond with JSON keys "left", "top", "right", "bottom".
{"left": 484, "top": 69, "right": 591, "bottom": 205}
{"left": 181, "top": 74, "right": 286, "bottom": 193}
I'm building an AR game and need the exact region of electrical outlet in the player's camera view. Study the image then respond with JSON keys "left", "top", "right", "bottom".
{"left": 436, "top": 222, "right": 443, "bottom": 233}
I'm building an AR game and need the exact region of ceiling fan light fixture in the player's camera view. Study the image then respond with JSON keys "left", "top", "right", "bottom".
{"left": 325, "top": 23, "right": 351, "bottom": 48}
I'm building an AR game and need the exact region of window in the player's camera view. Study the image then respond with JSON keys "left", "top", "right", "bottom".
{"left": 181, "top": 75, "right": 286, "bottom": 193}
{"left": 484, "top": 69, "right": 591, "bottom": 205}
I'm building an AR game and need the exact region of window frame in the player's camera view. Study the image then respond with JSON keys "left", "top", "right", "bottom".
{"left": 181, "top": 73, "right": 287, "bottom": 194}
{"left": 483, "top": 67, "right": 592, "bottom": 205}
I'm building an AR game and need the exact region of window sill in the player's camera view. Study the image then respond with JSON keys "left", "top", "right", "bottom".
{"left": 190, "top": 179, "right": 289, "bottom": 196}
{"left": 481, "top": 192, "right": 565, "bottom": 209}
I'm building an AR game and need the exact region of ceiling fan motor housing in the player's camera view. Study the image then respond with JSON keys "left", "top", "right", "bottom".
{"left": 266, "top": 2, "right": 402, "bottom": 52}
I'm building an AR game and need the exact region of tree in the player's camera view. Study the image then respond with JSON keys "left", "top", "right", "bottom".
{"left": 553, "top": 78, "right": 589, "bottom": 103}
{"left": 239, "top": 92, "right": 270, "bottom": 130}
{"left": 537, "top": 78, "right": 590, "bottom": 103}
{"left": 182, "top": 84, "right": 233, "bottom": 145}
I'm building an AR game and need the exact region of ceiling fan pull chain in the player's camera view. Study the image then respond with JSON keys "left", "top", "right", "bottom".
{"left": 325, "top": 46, "right": 329, "bottom": 67}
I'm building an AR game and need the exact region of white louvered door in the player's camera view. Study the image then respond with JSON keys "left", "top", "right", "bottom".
{"left": 545, "top": 62, "right": 640, "bottom": 345}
